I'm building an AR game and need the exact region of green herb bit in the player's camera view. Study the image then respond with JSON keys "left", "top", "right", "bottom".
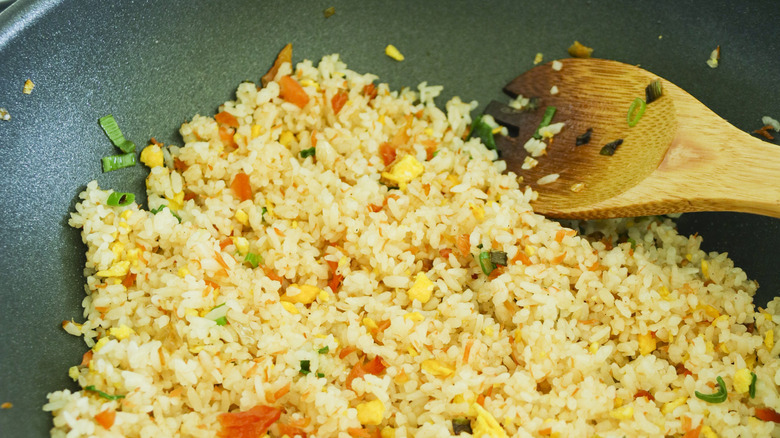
{"left": 749, "top": 372, "right": 757, "bottom": 398}
{"left": 627, "top": 238, "right": 637, "bottom": 249}
{"left": 645, "top": 79, "right": 663, "bottom": 104}
{"left": 102, "top": 152, "right": 136, "bottom": 172}
{"left": 316, "top": 372, "right": 325, "bottom": 378}
{"left": 300, "top": 360, "right": 311, "bottom": 375}
{"left": 106, "top": 191, "right": 135, "bottom": 207}
{"left": 575, "top": 128, "right": 593, "bottom": 146}
{"left": 489, "top": 250, "right": 508, "bottom": 266}
{"left": 694, "top": 376, "right": 728, "bottom": 403}
{"left": 627, "top": 97, "right": 647, "bottom": 127}
{"left": 99, "top": 114, "right": 135, "bottom": 153}
{"left": 468, "top": 115, "right": 497, "bottom": 150}
{"left": 317, "top": 346, "right": 330, "bottom": 354}
{"left": 244, "top": 252, "right": 262, "bottom": 268}
{"left": 150, "top": 205, "right": 181, "bottom": 223}
{"left": 599, "top": 139, "right": 623, "bottom": 156}
{"left": 478, "top": 251, "right": 495, "bottom": 275}
{"left": 214, "top": 316, "right": 227, "bottom": 326}
{"left": 452, "top": 418, "right": 473, "bottom": 435}
{"left": 300, "top": 147, "right": 316, "bottom": 158}
{"left": 85, "top": 385, "right": 125, "bottom": 400}
{"left": 532, "top": 106, "right": 557, "bottom": 139}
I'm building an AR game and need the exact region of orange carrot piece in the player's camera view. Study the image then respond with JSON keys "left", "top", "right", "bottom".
{"left": 755, "top": 407, "right": 780, "bottom": 423}
{"left": 215, "top": 111, "right": 239, "bottom": 128}
{"left": 538, "top": 427, "right": 553, "bottom": 436}
{"left": 262, "top": 267, "right": 284, "bottom": 283}
{"left": 80, "top": 350, "right": 93, "bottom": 366}
{"left": 456, "top": 234, "right": 470, "bottom": 257}
{"left": 555, "top": 229, "right": 566, "bottom": 243}
{"left": 230, "top": 172, "right": 253, "bottom": 201}
{"left": 347, "top": 428, "right": 371, "bottom": 438}
{"left": 362, "top": 83, "right": 377, "bottom": 100}
{"left": 683, "top": 425, "right": 702, "bottom": 438}
{"left": 95, "top": 409, "right": 116, "bottom": 429}
{"left": 279, "top": 75, "right": 310, "bottom": 109}
{"left": 511, "top": 251, "right": 532, "bottom": 266}
{"left": 363, "top": 356, "right": 387, "bottom": 375}
{"left": 331, "top": 90, "right": 349, "bottom": 115}
{"left": 219, "top": 238, "right": 233, "bottom": 250}
{"left": 218, "top": 405, "right": 282, "bottom": 438}
{"left": 551, "top": 252, "right": 567, "bottom": 264}
{"left": 214, "top": 252, "right": 230, "bottom": 270}
{"left": 346, "top": 361, "right": 367, "bottom": 390}
{"left": 122, "top": 272, "right": 136, "bottom": 288}
{"left": 262, "top": 43, "right": 292, "bottom": 87}
{"left": 378, "top": 142, "right": 396, "bottom": 166}
{"left": 277, "top": 423, "right": 308, "bottom": 438}
{"left": 218, "top": 126, "right": 237, "bottom": 149}
{"left": 272, "top": 382, "right": 291, "bottom": 402}
{"left": 311, "top": 129, "right": 318, "bottom": 148}
{"left": 463, "top": 339, "right": 474, "bottom": 363}
{"left": 339, "top": 346, "right": 358, "bottom": 359}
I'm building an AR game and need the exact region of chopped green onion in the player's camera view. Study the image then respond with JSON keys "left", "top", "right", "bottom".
{"left": 102, "top": 152, "right": 136, "bottom": 172}
{"left": 489, "top": 251, "right": 508, "bottom": 266}
{"left": 749, "top": 372, "right": 757, "bottom": 398}
{"left": 85, "top": 385, "right": 125, "bottom": 400}
{"left": 244, "top": 252, "right": 262, "bottom": 268}
{"left": 300, "top": 360, "right": 311, "bottom": 375}
{"left": 468, "top": 115, "right": 497, "bottom": 150}
{"left": 300, "top": 147, "right": 316, "bottom": 158}
{"left": 532, "top": 106, "right": 557, "bottom": 139}
{"left": 627, "top": 238, "right": 637, "bottom": 249}
{"left": 452, "top": 418, "right": 472, "bottom": 435}
{"left": 695, "top": 376, "right": 728, "bottom": 403}
{"left": 627, "top": 97, "right": 647, "bottom": 127}
{"left": 99, "top": 115, "right": 135, "bottom": 153}
{"left": 432, "top": 150, "right": 440, "bottom": 158}
{"left": 600, "top": 139, "right": 623, "bottom": 156}
{"left": 575, "top": 128, "right": 593, "bottom": 146}
{"left": 478, "top": 251, "right": 495, "bottom": 275}
{"left": 106, "top": 191, "right": 135, "bottom": 207}
{"left": 317, "top": 346, "right": 330, "bottom": 354}
{"left": 204, "top": 303, "right": 228, "bottom": 325}
{"left": 316, "top": 372, "right": 325, "bottom": 378}
{"left": 645, "top": 79, "right": 663, "bottom": 104}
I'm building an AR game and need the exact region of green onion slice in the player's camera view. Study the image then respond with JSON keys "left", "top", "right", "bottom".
{"left": 316, "top": 372, "right": 325, "bottom": 378}
{"left": 478, "top": 251, "right": 495, "bottom": 275}
{"left": 489, "top": 251, "right": 508, "bottom": 266}
{"left": 150, "top": 205, "right": 182, "bottom": 223}
{"left": 85, "top": 385, "right": 125, "bottom": 400}
{"left": 106, "top": 191, "right": 135, "bottom": 207}
{"left": 99, "top": 114, "right": 136, "bottom": 153}
{"left": 300, "top": 147, "right": 316, "bottom": 158}
{"left": 468, "top": 115, "right": 497, "bottom": 150}
{"left": 694, "top": 376, "right": 728, "bottom": 403}
{"left": 532, "top": 106, "right": 557, "bottom": 139}
{"left": 244, "top": 252, "right": 262, "bottom": 268}
{"left": 204, "top": 303, "right": 228, "bottom": 325}
{"left": 300, "top": 360, "right": 311, "bottom": 375}
{"left": 627, "top": 98, "right": 647, "bottom": 127}
{"left": 749, "top": 372, "right": 757, "bottom": 399}
{"left": 317, "top": 346, "right": 330, "bottom": 354}
{"left": 452, "top": 418, "right": 473, "bottom": 435}
{"left": 102, "top": 153, "right": 136, "bottom": 172}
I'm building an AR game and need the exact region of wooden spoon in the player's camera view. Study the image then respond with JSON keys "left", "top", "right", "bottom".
{"left": 484, "top": 58, "right": 780, "bottom": 219}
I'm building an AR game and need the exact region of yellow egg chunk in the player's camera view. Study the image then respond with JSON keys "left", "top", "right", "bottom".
{"left": 421, "top": 359, "right": 454, "bottom": 377}
{"left": 95, "top": 260, "right": 130, "bottom": 277}
{"left": 139, "top": 144, "right": 164, "bottom": 168}
{"left": 356, "top": 399, "right": 385, "bottom": 426}
{"left": 384, "top": 44, "right": 404, "bottom": 61}
{"left": 407, "top": 272, "right": 434, "bottom": 303}
{"left": 471, "top": 403, "right": 507, "bottom": 438}
{"left": 281, "top": 284, "right": 320, "bottom": 304}
{"left": 638, "top": 332, "right": 656, "bottom": 355}
{"left": 108, "top": 324, "right": 135, "bottom": 340}
{"left": 380, "top": 154, "right": 424, "bottom": 190}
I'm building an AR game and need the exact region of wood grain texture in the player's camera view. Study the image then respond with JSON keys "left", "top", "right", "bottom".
{"left": 493, "top": 58, "right": 780, "bottom": 219}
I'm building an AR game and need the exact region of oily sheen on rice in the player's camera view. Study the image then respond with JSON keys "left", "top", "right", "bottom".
{"left": 45, "top": 54, "right": 779, "bottom": 437}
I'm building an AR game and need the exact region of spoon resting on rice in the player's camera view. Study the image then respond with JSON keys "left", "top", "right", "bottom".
{"left": 484, "top": 58, "right": 780, "bottom": 219}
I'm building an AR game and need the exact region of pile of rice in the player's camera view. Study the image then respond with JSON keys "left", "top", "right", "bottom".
{"left": 45, "top": 54, "right": 779, "bottom": 437}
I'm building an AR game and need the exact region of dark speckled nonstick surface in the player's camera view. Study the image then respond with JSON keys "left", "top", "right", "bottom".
{"left": 0, "top": 0, "right": 778, "bottom": 435}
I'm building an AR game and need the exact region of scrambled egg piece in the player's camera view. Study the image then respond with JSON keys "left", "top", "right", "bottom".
{"left": 733, "top": 368, "right": 752, "bottom": 394}
{"left": 96, "top": 260, "right": 130, "bottom": 277}
{"left": 380, "top": 155, "right": 424, "bottom": 190}
{"left": 281, "top": 301, "right": 299, "bottom": 314}
{"left": 356, "top": 399, "right": 385, "bottom": 426}
{"left": 251, "top": 124, "right": 264, "bottom": 139}
{"left": 139, "top": 145, "right": 164, "bottom": 168}
{"left": 234, "top": 209, "right": 249, "bottom": 226}
{"left": 281, "top": 284, "right": 320, "bottom": 304}
{"left": 385, "top": 44, "right": 404, "bottom": 61}
{"left": 279, "top": 130, "right": 294, "bottom": 147}
{"left": 93, "top": 337, "right": 110, "bottom": 352}
{"left": 404, "top": 312, "right": 424, "bottom": 322}
{"left": 421, "top": 359, "right": 454, "bottom": 377}
{"left": 766, "top": 330, "right": 774, "bottom": 350}
{"left": 407, "top": 272, "right": 434, "bottom": 304}
{"left": 701, "top": 425, "right": 718, "bottom": 438}
{"left": 362, "top": 317, "right": 379, "bottom": 330}
{"left": 68, "top": 366, "right": 80, "bottom": 381}
{"left": 471, "top": 403, "right": 507, "bottom": 438}
{"left": 638, "top": 332, "right": 656, "bottom": 355}
{"left": 661, "top": 397, "right": 687, "bottom": 414}
{"left": 232, "top": 236, "right": 249, "bottom": 255}
{"left": 108, "top": 324, "right": 135, "bottom": 340}
{"left": 610, "top": 405, "right": 634, "bottom": 420}
{"left": 380, "top": 426, "right": 395, "bottom": 438}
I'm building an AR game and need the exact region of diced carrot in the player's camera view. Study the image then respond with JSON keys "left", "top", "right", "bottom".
{"left": 331, "top": 90, "right": 349, "bottom": 115}
{"left": 262, "top": 267, "right": 284, "bottom": 283}
{"left": 272, "top": 382, "right": 291, "bottom": 402}
{"left": 379, "top": 142, "right": 396, "bottom": 166}
{"left": 555, "top": 229, "right": 566, "bottom": 243}
{"left": 204, "top": 279, "right": 220, "bottom": 290}
{"left": 633, "top": 389, "right": 655, "bottom": 401}
{"left": 218, "top": 126, "right": 237, "bottom": 149}
{"left": 345, "top": 361, "right": 366, "bottom": 390}
{"left": 215, "top": 111, "right": 240, "bottom": 128}
{"left": 488, "top": 265, "right": 506, "bottom": 280}
{"left": 511, "top": 251, "right": 532, "bottom": 266}
{"left": 277, "top": 423, "right": 308, "bottom": 438}
{"left": 95, "top": 409, "right": 116, "bottom": 429}
{"left": 420, "top": 139, "right": 437, "bottom": 160}
{"left": 339, "top": 346, "right": 358, "bottom": 359}
{"left": 362, "top": 83, "right": 378, "bottom": 100}
{"left": 587, "top": 261, "right": 601, "bottom": 271}
{"left": 755, "top": 407, "right": 780, "bottom": 423}
{"left": 173, "top": 157, "right": 188, "bottom": 172}
{"left": 681, "top": 416, "right": 693, "bottom": 432}
{"left": 80, "top": 350, "right": 93, "bottom": 366}
{"left": 368, "top": 204, "right": 383, "bottom": 212}
{"left": 219, "top": 238, "right": 233, "bottom": 250}
{"left": 214, "top": 252, "right": 230, "bottom": 270}
{"left": 683, "top": 425, "right": 702, "bottom": 438}
{"left": 463, "top": 339, "right": 474, "bottom": 363}
{"left": 456, "top": 234, "right": 470, "bottom": 257}
{"left": 551, "top": 252, "right": 567, "bottom": 264}
{"left": 150, "top": 137, "right": 163, "bottom": 146}
{"left": 538, "top": 427, "right": 553, "bottom": 436}
{"left": 122, "top": 272, "right": 136, "bottom": 288}
{"left": 363, "top": 356, "right": 387, "bottom": 375}
{"left": 218, "top": 405, "right": 282, "bottom": 438}
{"left": 328, "top": 272, "right": 344, "bottom": 293}
{"left": 279, "top": 75, "right": 310, "bottom": 109}
{"left": 439, "top": 248, "right": 453, "bottom": 259}
{"left": 311, "top": 129, "right": 318, "bottom": 148}
{"left": 476, "top": 394, "right": 486, "bottom": 406}
{"left": 347, "top": 427, "right": 371, "bottom": 438}
{"left": 230, "top": 172, "right": 253, "bottom": 201}
{"left": 262, "top": 43, "right": 292, "bottom": 87}
{"left": 390, "top": 115, "right": 413, "bottom": 148}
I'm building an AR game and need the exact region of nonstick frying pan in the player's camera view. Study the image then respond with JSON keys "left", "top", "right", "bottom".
{"left": 1, "top": 0, "right": 778, "bottom": 435}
